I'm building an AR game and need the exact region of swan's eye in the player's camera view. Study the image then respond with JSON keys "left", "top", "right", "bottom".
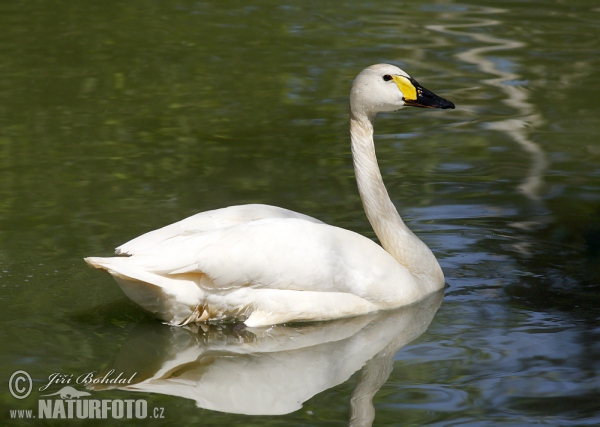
{"left": 383, "top": 74, "right": 393, "bottom": 82}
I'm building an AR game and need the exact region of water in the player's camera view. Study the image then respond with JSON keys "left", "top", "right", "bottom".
{"left": 1, "top": 0, "right": 599, "bottom": 425}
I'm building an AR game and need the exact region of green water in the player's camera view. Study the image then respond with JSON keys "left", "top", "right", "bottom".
{"left": 1, "top": 0, "right": 599, "bottom": 425}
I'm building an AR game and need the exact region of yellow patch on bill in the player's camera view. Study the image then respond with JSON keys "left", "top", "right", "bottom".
{"left": 392, "top": 75, "right": 417, "bottom": 101}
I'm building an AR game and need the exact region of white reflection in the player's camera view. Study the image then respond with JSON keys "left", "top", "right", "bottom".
{"left": 429, "top": 6, "right": 548, "bottom": 202}
{"left": 91, "top": 290, "right": 443, "bottom": 424}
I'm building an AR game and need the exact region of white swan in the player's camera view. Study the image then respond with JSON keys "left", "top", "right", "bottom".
{"left": 85, "top": 64, "right": 455, "bottom": 327}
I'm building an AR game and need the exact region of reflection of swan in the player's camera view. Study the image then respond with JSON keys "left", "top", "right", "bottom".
{"left": 91, "top": 290, "right": 443, "bottom": 422}
{"left": 85, "top": 64, "right": 454, "bottom": 327}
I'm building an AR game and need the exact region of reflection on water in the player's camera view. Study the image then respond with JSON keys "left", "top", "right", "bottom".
{"left": 429, "top": 5, "right": 547, "bottom": 203}
{"left": 424, "top": 3, "right": 600, "bottom": 311}
{"left": 91, "top": 291, "right": 443, "bottom": 424}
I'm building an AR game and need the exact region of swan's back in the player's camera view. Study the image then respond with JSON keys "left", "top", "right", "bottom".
{"left": 117, "top": 204, "right": 323, "bottom": 255}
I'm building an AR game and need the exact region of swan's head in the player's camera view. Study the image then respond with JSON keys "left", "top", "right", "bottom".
{"left": 350, "top": 64, "right": 454, "bottom": 119}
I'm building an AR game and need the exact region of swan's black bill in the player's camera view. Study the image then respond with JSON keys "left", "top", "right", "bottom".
{"left": 405, "top": 78, "right": 455, "bottom": 110}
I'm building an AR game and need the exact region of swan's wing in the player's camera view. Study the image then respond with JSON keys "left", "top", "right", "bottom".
{"left": 108, "top": 218, "right": 414, "bottom": 301}
{"left": 116, "top": 204, "right": 323, "bottom": 255}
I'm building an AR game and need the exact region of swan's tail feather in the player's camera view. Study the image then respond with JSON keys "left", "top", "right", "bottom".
{"left": 84, "top": 256, "right": 203, "bottom": 324}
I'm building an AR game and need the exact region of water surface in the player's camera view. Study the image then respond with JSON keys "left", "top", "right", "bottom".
{"left": 1, "top": 1, "right": 599, "bottom": 425}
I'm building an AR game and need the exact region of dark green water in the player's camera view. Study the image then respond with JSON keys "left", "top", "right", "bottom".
{"left": 1, "top": 1, "right": 599, "bottom": 425}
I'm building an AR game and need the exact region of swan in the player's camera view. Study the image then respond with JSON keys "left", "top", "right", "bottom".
{"left": 85, "top": 64, "right": 455, "bottom": 327}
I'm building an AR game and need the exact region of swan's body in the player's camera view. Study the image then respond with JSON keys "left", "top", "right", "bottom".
{"left": 85, "top": 64, "right": 454, "bottom": 327}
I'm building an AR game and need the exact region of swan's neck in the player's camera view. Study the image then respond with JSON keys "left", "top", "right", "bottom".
{"left": 350, "top": 112, "right": 444, "bottom": 289}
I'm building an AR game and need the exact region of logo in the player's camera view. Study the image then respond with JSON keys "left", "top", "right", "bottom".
{"left": 8, "top": 370, "right": 165, "bottom": 421}
{"left": 9, "top": 370, "right": 32, "bottom": 399}
{"left": 40, "top": 386, "right": 91, "bottom": 399}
